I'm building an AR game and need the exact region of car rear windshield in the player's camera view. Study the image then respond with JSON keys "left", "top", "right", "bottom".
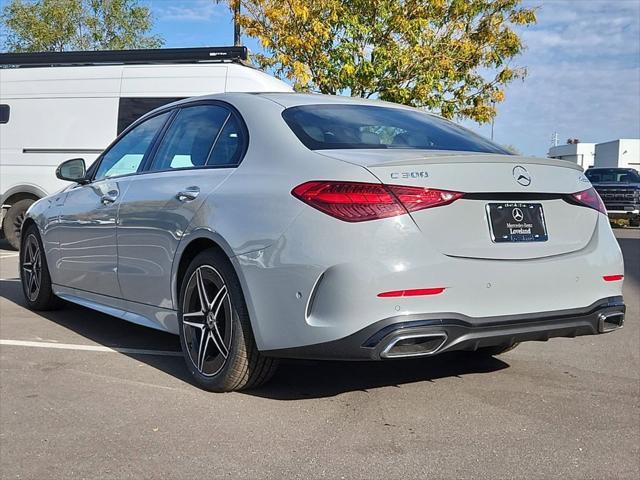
{"left": 585, "top": 169, "right": 640, "bottom": 183}
{"left": 281, "top": 104, "right": 511, "bottom": 154}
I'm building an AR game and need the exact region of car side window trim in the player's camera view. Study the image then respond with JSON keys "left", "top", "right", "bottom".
{"left": 139, "top": 99, "right": 249, "bottom": 175}
{"left": 88, "top": 108, "right": 177, "bottom": 183}
{"left": 204, "top": 112, "right": 232, "bottom": 164}
{"left": 138, "top": 108, "right": 182, "bottom": 173}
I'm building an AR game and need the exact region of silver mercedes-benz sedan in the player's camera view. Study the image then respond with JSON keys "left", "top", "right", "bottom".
{"left": 20, "top": 93, "right": 625, "bottom": 391}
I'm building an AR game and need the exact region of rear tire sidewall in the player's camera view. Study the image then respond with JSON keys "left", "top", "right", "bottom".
{"left": 5, "top": 199, "right": 35, "bottom": 250}
{"left": 177, "top": 249, "right": 254, "bottom": 392}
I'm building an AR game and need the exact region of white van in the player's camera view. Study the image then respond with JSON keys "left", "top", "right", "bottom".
{"left": 0, "top": 46, "right": 292, "bottom": 249}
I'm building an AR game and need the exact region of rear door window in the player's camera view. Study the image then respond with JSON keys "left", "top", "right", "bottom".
{"left": 207, "top": 114, "right": 243, "bottom": 166}
{"left": 148, "top": 104, "right": 239, "bottom": 171}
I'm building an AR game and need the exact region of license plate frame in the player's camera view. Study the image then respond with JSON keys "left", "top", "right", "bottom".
{"left": 486, "top": 202, "right": 548, "bottom": 243}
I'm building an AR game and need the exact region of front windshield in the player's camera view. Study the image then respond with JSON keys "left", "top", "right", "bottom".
{"left": 585, "top": 168, "right": 640, "bottom": 183}
{"left": 282, "top": 104, "right": 511, "bottom": 154}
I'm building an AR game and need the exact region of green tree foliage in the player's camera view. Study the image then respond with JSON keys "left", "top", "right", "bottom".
{"left": 230, "top": 0, "right": 536, "bottom": 123}
{"left": 1, "top": 0, "right": 163, "bottom": 52}
{"left": 502, "top": 144, "right": 522, "bottom": 154}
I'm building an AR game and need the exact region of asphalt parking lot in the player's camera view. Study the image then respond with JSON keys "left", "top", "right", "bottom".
{"left": 0, "top": 230, "right": 638, "bottom": 479}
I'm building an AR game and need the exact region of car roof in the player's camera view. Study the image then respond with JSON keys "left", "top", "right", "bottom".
{"left": 251, "top": 92, "right": 412, "bottom": 109}
{"left": 135, "top": 91, "right": 433, "bottom": 129}
{"left": 170, "top": 91, "right": 414, "bottom": 110}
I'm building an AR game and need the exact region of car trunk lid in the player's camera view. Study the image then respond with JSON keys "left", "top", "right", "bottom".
{"left": 317, "top": 150, "right": 598, "bottom": 260}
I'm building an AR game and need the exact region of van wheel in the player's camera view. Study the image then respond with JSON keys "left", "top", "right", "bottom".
{"left": 20, "top": 225, "right": 61, "bottom": 310}
{"left": 178, "top": 249, "right": 278, "bottom": 392}
{"left": 4, "top": 199, "right": 35, "bottom": 250}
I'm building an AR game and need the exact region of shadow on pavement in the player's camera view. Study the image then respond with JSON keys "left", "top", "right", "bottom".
{"left": 616, "top": 237, "right": 640, "bottom": 285}
{"left": 0, "top": 239, "right": 15, "bottom": 251}
{"left": 0, "top": 278, "right": 509, "bottom": 398}
{"left": 249, "top": 353, "right": 508, "bottom": 400}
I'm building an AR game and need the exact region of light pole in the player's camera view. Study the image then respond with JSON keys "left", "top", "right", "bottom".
{"left": 215, "top": 1, "right": 241, "bottom": 46}
{"left": 233, "top": 1, "right": 240, "bottom": 46}
{"left": 490, "top": 100, "right": 496, "bottom": 141}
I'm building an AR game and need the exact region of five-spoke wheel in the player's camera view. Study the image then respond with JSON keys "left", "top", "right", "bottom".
{"left": 19, "top": 224, "right": 59, "bottom": 310}
{"left": 22, "top": 233, "right": 42, "bottom": 302}
{"left": 182, "top": 266, "right": 233, "bottom": 377}
{"left": 178, "top": 249, "right": 278, "bottom": 392}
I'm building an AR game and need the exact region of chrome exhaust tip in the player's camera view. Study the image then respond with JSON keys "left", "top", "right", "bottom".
{"left": 380, "top": 332, "right": 447, "bottom": 359}
{"left": 598, "top": 312, "right": 624, "bottom": 333}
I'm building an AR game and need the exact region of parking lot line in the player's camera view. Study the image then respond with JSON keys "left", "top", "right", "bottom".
{"left": 0, "top": 339, "right": 182, "bottom": 356}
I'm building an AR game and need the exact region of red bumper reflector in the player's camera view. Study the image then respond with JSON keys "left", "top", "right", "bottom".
{"left": 603, "top": 275, "right": 624, "bottom": 282}
{"left": 378, "top": 288, "right": 446, "bottom": 298}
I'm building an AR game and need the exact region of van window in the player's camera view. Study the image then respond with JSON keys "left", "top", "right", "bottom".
{"left": 95, "top": 111, "right": 170, "bottom": 181}
{"left": 117, "top": 97, "right": 183, "bottom": 134}
{"left": 0, "top": 104, "right": 9, "bottom": 124}
{"left": 149, "top": 105, "right": 231, "bottom": 171}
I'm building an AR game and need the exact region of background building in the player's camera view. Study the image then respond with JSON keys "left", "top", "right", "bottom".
{"left": 548, "top": 142, "right": 596, "bottom": 168}
{"left": 548, "top": 138, "right": 639, "bottom": 169}
{"left": 594, "top": 139, "right": 640, "bottom": 169}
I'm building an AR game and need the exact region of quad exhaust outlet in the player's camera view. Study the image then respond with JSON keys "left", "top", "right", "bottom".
{"left": 598, "top": 312, "right": 624, "bottom": 333}
{"left": 380, "top": 332, "right": 448, "bottom": 358}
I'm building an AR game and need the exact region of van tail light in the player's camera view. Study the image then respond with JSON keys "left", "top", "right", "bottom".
{"left": 569, "top": 187, "right": 607, "bottom": 215}
{"left": 291, "top": 181, "right": 464, "bottom": 222}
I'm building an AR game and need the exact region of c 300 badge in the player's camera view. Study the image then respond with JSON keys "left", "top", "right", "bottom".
{"left": 390, "top": 171, "right": 429, "bottom": 180}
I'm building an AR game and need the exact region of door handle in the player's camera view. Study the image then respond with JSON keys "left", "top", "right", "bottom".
{"left": 100, "top": 190, "right": 119, "bottom": 205}
{"left": 176, "top": 187, "right": 200, "bottom": 202}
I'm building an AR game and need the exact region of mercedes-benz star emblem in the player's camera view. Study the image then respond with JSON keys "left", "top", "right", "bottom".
{"left": 512, "top": 207, "right": 524, "bottom": 222}
{"left": 512, "top": 166, "right": 532, "bottom": 186}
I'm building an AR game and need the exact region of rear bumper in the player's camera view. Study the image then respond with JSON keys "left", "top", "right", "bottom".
{"left": 262, "top": 296, "right": 625, "bottom": 360}
{"left": 606, "top": 208, "right": 640, "bottom": 217}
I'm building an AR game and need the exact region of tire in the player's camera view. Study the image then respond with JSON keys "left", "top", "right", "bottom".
{"left": 476, "top": 343, "right": 520, "bottom": 356}
{"left": 4, "top": 198, "right": 36, "bottom": 250}
{"left": 19, "top": 224, "right": 61, "bottom": 310}
{"left": 177, "top": 248, "right": 278, "bottom": 392}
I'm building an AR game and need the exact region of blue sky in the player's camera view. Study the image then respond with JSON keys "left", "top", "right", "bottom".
{"left": 144, "top": 0, "right": 640, "bottom": 156}
{"left": 2, "top": 0, "right": 639, "bottom": 156}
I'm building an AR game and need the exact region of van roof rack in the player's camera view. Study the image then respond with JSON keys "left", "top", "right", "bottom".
{"left": 0, "top": 46, "right": 249, "bottom": 68}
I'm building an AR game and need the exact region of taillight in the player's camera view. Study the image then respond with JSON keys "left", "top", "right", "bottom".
{"left": 569, "top": 187, "right": 607, "bottom": 215}
{"left": 386, "top": 185, "right": 464, "bottom": 213}
{"left": 291, "top": 181, "right": 463, "bottom": 222}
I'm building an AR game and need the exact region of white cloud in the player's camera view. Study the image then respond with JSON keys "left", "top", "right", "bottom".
{"left": 153, "top": 0, "right": 226, "bottom": 22}
{"left": 464, "top": 0, "right": 640, "bottom": 155}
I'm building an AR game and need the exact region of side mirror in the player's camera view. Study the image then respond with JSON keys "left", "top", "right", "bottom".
{"left": 56, "top": 158, "right": 87, "bottom": 183}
